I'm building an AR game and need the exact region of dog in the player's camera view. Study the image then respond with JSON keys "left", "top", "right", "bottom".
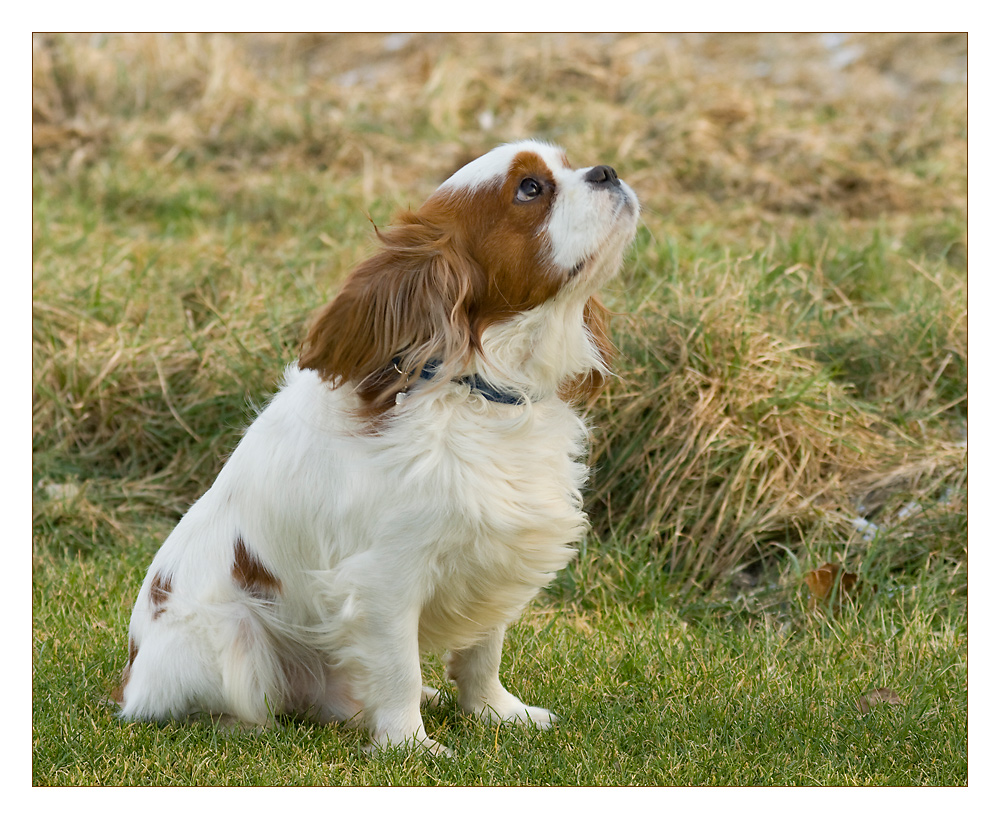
{"left": 113, "top": 140, "right": 639, "bottom": 755}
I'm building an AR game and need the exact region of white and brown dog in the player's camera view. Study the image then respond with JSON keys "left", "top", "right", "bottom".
{"left": 113, "top": 141, "right": 639, "bottom": 755}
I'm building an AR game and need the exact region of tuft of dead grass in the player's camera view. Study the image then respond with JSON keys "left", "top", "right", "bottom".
{"left": 592, "top": 288, "right": 877, "bottom": 585}
{"left": 585, "top": 230, "right": 966, "bottom": 587}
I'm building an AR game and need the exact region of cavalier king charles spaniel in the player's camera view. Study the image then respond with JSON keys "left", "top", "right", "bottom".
{"left": 113, "top": 140, "right": 640, "bottom": 755}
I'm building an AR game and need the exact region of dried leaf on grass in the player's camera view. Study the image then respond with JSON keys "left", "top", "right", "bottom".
{"left": 804, "top": 562, "right": 863, "bottom": 612}
{"left": 857, "top": 687, "right": 904, "bottom": 714}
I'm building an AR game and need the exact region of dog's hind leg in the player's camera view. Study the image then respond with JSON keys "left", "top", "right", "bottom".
{"left": 215, "top": 608, "right": 287, "bottom": 725}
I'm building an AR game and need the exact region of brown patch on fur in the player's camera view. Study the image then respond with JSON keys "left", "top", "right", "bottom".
{"left": 149, "top": 571, "right": 172, "bottom": 620}
{"left": 558, "top": 296, "right": 617, "bottom": 406}
{"left": 111, "top": 637, "right": 139, "bottom": 705}
{"left": 299, "top": 149, "right": 579, "bottom": 417}
{"left": 232, "top": 535, "right": 282, "bottom": 600}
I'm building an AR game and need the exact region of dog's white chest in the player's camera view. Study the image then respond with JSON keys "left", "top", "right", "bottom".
{"left": 371, "top": 395, "right": 589, "bottom": 649}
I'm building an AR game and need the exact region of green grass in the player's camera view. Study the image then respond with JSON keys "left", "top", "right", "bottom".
{"left": 32, "top": 34, "right": 967, "bottom": 785}
{"left": 33, "top": 530, "right": 966, "bottom": 785}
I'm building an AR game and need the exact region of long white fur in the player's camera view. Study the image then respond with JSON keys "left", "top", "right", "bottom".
{"left": 118, "top": 141, "right": 639, "bottom": 755}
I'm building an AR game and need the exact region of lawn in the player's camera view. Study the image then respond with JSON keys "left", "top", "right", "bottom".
{"left": 32, "top": 33, "right": 967, "bottom": 786}
{"left": 32, "top": 537, "right": 968, "bottom": 785}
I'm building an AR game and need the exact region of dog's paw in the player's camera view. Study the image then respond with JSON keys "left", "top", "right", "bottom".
{"left": 363, "top": 734, "right": 453, "bottom": 758}
{"left": 420, "top": 685, "right": 444, "bottom": 708}
{"left": 515, "top": 705, "right": 558, "bottom": 729}
{"left": 470, "top": 699, "right": 558, "bottom": 729}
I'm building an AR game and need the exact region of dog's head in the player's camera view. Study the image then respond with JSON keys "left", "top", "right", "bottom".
{"left": 300, "top": 140, "right": 640, "bottom": 413}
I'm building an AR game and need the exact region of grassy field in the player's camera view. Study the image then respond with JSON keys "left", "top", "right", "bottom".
{"left": 32, "top": 33, "right": 967, "bottom": 786}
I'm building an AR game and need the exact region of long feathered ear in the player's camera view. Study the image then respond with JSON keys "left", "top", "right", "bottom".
{"left": 299, "top": 214, "right": 481, "bottom": 414}
{"left": 558, "top": 296, "right": 616, "bottom": 406}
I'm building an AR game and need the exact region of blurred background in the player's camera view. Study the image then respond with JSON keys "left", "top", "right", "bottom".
{"left": 32, "top": 32, "right": 967, "bottom": 596}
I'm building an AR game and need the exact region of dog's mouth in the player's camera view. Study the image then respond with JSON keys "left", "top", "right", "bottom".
{"left": 566, "top": 196, "right": 638, "bottom": 282}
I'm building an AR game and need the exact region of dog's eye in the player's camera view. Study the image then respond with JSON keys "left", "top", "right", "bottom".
{"left": 516, "top": 177, "right": 544, "bottom": 202}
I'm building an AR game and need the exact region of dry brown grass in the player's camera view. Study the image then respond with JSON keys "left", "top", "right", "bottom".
{"left": 587, "top": 294, "right": 966, "bottom": 587}
{"left": 33, "top": 33, "right": 967, "bottom": 223}
{"left": 33, "top": 33, "right": 967, "bottom": 589}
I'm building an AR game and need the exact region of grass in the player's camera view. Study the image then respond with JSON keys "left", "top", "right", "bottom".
{"left": 32, "top": 33, "right": 967, "bottom": 786}
{"left": 33, "top": 534, "right": 966, "bottom": 785}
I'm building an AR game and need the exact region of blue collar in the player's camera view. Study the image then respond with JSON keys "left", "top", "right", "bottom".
{"left": 397, "top": 359, "right": 527, "bottom": 406}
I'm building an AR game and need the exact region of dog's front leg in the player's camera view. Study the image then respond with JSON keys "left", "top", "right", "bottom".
{"left": 447, "top": 626, "right": 557, "bottom": 728}
{"left": 355, "top": 605, "right": 449, "bottom": 756}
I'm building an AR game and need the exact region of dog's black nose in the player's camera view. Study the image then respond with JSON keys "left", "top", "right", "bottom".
{"left": 584, "top": 165, "right": 620, "bottom": 187}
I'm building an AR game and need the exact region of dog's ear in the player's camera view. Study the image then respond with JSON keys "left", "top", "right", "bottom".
{"left": 300, "top": 214, "right": 480, "bottom": 414}
{"left": 558, "top": 296, "right": 616, "bottom": 406}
